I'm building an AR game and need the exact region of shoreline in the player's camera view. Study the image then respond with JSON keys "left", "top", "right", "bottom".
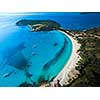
{"left": 51, "top": 30, "right": 81, "bottom": 86}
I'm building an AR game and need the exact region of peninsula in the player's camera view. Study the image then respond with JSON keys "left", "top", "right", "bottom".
{"left": 16, "top": 19, "right": 61, "bottom": 31}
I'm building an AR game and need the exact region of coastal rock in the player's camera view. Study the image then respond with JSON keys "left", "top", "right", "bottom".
{"left": 53, "top": 42, "right": 58, "bottom": 46}
{"left": 68, "top": 69, "right": 80, "bottom": 82}
{"left": 32, "top": 52, "right": 37, "bottom": 56}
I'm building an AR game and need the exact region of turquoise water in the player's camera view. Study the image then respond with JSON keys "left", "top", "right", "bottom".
{"left": 0, "top": 12, "right": 100, "bottom": 86}
{"left": 0, "top": 14, "right": 72, "bottom": 86}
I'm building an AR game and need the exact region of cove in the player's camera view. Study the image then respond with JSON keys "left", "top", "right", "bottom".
{"left": 0, "top": 14, "right": 72, "bottom": 86}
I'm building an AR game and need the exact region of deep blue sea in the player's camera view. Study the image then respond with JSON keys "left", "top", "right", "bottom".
{"left": 0, "top": 12, "right": 100, "bottom": 86}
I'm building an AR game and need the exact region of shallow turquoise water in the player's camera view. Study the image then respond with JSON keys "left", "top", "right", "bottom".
{"left": 0, "top": 15, "right": 72, "bottom": 86}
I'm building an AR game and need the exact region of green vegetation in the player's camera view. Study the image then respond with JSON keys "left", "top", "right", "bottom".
{"left": 66, "top": 27, "right": 100, "bottom": 87}
{"left": 16, "top": 19, "right": 61, "bottom": 31}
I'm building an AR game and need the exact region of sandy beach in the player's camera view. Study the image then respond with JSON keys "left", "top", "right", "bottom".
{"left": 51, "top": 30, "right": 81, "bottom": 86}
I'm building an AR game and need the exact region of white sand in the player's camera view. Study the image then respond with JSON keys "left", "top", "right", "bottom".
{"left": 51, "top": 30, "right": 81, "bottom": 86}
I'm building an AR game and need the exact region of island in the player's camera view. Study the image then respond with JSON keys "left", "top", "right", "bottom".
{"left": 80, "top": 12, "right": 100, "bottom": 14}
{"left": 16, "top": 19, "right": 61, "bottom": 31}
